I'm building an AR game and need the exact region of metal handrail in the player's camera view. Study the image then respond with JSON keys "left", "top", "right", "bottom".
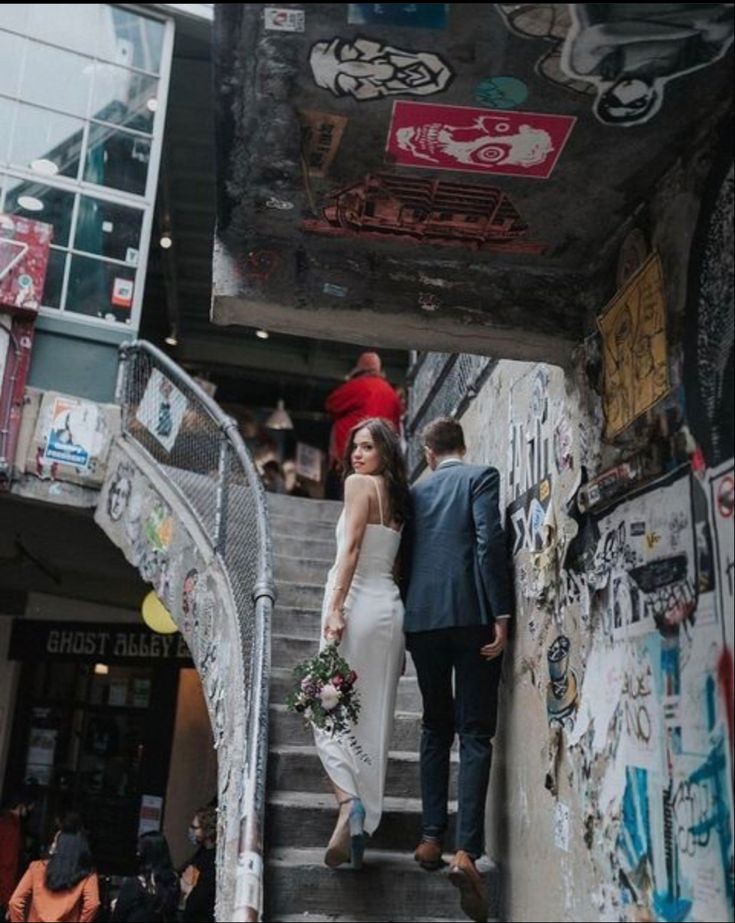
{"left": 116, "top": 339, "right": 274, "bottom": 921}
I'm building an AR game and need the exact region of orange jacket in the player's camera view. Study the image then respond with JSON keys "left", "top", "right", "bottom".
{"left": 8, "top": 860, "right": 100, "bottom": 923}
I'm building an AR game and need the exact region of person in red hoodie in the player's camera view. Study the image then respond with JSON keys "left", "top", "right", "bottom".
{"left": 325, "top": 352, "right": 402, "bottom": 499}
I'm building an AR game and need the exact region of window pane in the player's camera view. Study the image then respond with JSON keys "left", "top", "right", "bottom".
{"left": 66, "top": 253, "right": 135, "bottom": 323}
{"left": 75, "top": 196, "right": 143, "bottom": 264}
{"left": 10, "top": 103, "right": 84, "bottom": 180}
{"left": 26, "top": 4, "right": 102, "bottom": 57}
{"left": 0, "top": 30, "right": 24, "bottom": 96}
{"left": 0, "top": 7, "right": 30, "bottom": 33}
{"left": 99, "top": 7, "right": 165, "bottom": 75}
{"left": 4, "top": 178, "right": 74, "bottom": 247}
{"left": 84, "top": 124, "right": 150, "bottom": 196}
{"left": 91, "top": 63, "right": 158, "bottom": 134}
{"left": 20, "top": 41, "right": 92, "bottom": 118}
{"left": 0, "top": 98, "right": 14, "bottom": 163}
{"left": 41, "top": 248, "right": 66, "bottom": 308}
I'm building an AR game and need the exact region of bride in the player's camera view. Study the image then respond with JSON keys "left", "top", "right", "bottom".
{"left": 313, "top": 417, "right": 410, "bottom": 869}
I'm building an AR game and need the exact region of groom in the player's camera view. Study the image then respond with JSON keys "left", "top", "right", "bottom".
{"left": 403, "top": 417, "right": 511, "bottom": 923}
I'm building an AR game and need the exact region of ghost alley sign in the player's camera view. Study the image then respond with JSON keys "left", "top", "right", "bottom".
{"left": 9, "top": 620, "right": 193, "bottom": 665}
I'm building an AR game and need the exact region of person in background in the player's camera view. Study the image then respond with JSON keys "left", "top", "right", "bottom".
{"left": 8, "top": 830, "right": 99, "bottom": 923}
{"left": 180, "top": 807, "right": 216, "bottom": 923}
{"left": 261, "top": 459, "right": 287, "bottom": 494}
{"left": 0, "top": 789, "right": 37, "bottom": 919}
{"left": 325, "top": 352, "right": 402, "bottom": 500}
{"left": 111, "top": 831, "right": 178, "bottom": 922}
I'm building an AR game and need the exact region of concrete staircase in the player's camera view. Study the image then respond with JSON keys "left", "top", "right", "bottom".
{"left": 263, "top": 493, "right": 495, "bottom": 923}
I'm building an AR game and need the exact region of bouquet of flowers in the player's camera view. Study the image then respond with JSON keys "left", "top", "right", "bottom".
{"left": 286, "top": 643, "right": 361, "bottom": 738}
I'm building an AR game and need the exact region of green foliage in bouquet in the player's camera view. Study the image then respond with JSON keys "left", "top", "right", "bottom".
{"left": 286, "top": 642, "right": 362, "bottom": 738}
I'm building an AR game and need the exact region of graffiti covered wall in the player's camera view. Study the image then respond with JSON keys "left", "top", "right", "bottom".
{"left": 453, "top": 136, "right": 733, "bottom": 921}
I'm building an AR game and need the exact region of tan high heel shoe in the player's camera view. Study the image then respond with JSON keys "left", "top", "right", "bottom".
{"left": 324, "top": 798, "right": 354, "bottom": 868}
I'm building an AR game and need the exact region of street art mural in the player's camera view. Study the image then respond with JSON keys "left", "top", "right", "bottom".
{"left": 497, "top": 4, "right": 735, "bottom": 126}
{"left": 495, "top": 3, "right": 598, "bottom": 97}
{"left": 302, "top": 173, "right": 545, "bottom": 253}
{"left": 299, "top": 110, "right": 348, "bottom": 177}
{"left": 598, "top": 252, "right": 670, "bottom": 440}
{"left": 387, "top": 101, "right": 575, "bottom": 179}
{"left": 309, "top": 36, "right": 453, "bottom": 100}
{"left": 684, "top": 159, "right": 734, "bottom": 468}
{"left": 560, "top": 4, "right": 735, "bottom": 127}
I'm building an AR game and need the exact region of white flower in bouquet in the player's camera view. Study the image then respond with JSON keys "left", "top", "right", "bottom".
{"left": 319, "top": 682, "right": 341, "bottom": 711}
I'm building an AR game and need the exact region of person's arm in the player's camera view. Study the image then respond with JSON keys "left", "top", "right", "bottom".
{"left": 80, "top": 873, "right": 101, "bottom": 923}
{"left": 324, "top": 475, "right": 371, "bottom": 643}
{"left": 471, "top": 467, "right": 512, "bottom": 620}
{"left": 7, "top": 865, "right": 33, "bottom": 923}
{"left": 325, "top": 381, "right": 355, "bottom": 418}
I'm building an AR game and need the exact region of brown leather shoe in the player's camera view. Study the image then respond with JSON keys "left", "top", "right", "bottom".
{"left": 448, "top": 850, "right": 488, "bottom": 922}
{"left": 414, "top": 838, "right": 443, "bottom": 871}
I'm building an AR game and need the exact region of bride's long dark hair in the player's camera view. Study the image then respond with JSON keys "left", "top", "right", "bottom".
{"left": 342, "top": 418, "right": 411, "bottom": 525}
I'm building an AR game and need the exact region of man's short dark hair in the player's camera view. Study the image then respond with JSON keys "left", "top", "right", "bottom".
{"left": 422, "top": 418, "right": 465, "bottom": 455}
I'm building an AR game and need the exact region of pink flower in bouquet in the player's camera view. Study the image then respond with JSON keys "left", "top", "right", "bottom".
{"left": 347, "top": 670, "right": 358, "bottom": 685}
{"left": 319, "top": 682, "right": 341, "bottom": 711}
{"left": 332, "top": 674, "right": 344, "bottom": 688}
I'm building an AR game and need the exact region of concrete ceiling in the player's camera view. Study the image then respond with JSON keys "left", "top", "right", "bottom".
{"left": 140, "top": 9, "right": 408, "bottom": 416}
{"left": 210, "top": 3, "right": 734, "bottom": 363}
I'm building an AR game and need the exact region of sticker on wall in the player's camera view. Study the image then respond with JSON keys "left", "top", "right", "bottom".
{"left": 264, "top": 7, "right": 305, "bottom": 32}
{"left": 322, "top": 282, "right": 348, "bottom": 298}
{"left": 598, "top": 252, "right": 670, "bottom": 440}
{"left": 299, "top": 110, "right": 348, "bottom": 177}
{"left": 386, "top": 101, "right": 575, "bottom": 178}
{"left": 474, "top": 76, "right": 529, "bottom": 110}
{"left": 309, "top": 36, "right": 453, "bottom": 100}
{"left": 43, "top": 396, "right": 99, "bottom": 470}
{"left": 125, "top": 247, "right": 139, "bottom": 266}
{"left": 559, "top": 4, "right": 735, "bottom": 126}
{"left": 135, "top": 368, "right": 188, "bottom": 452}
{"left": 709, "top": 461, "right": 734, "bottom": 648}
{"left": 347, "top": 3, "right": 449, "bottom": 29}
{"left": 302, "top": 172, "right": 545, "bottom": 254}
{"left": 111, "top": 277, "right": 134, "bottom": 309}
{"left": 495, "top": 4, "right": 600, "bottom": 98}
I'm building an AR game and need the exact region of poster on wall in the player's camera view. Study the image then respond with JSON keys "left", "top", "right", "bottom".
{"left": 594, "top": 467, "right": 699, "bottom": 640}
{"left": 296, "top": 441, "right": 323, "bottom": 482}
{"left": 137, "top": 794, "right": 163, "bottom": 836}
{"left": 598, "top": 252, "right": 670, "bottom": 439}
{"left": 43, "top": 396, "right": 99, "bottom": 470}
{"left": 135, "top": 368, "right": 188, "bottom": 452}
{"left": 709, "top": 461, "right": 734, "bottom": 648}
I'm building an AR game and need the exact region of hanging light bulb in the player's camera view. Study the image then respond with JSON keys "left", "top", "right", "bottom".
{"left": 255, "top": 329, "right": 270, "bottom": 340}
{"left": 265, "top": 399, "right": 293, "bottom": 430}
{"left": 164, "top": 327, "right": 178, "bottom": 346}
{"left": 160, "top": 233, "right": 173, "bottom": 249}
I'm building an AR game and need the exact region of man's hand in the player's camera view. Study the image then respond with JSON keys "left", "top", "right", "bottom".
{"left": 480, "top": 619, "right": 508, "bottom": 660}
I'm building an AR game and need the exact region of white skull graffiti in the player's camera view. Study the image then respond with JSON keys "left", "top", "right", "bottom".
{"left": 396, "top": 116, "right": 555, "bottom": 168}
{"left": 310, "top": 36, "right": 453, "bottom": 101}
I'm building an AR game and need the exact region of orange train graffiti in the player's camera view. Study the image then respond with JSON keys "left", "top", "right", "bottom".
{"left": 302, "top": 173, "right": 545, "bottom": 254}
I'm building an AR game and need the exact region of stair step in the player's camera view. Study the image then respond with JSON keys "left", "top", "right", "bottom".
{"left": 272, "top": 535, "right": 336, "bottom": 562}
{"left": 271, "top": 516, "right": 338, "bottom": 542}
{"left": 264, "top": 847, "right": 500, "bottom": 920}
{"left": 275, "top": 582, "right": 326, "bottom": 611}
{"left": 269, "top": 704, "right": 421, "bottom": 751}
{"left": 275, "top": 554, "right": 333, "bottom": 584}
{"left": 267, "top": 745, "right": 457, "bottom": 800}
{"left": 271, "top": 606, "right": 322, "bottom": 637}
{"left": 270, "top": 669, "right": 423, "bottom": 712}
{"left": 270, "top": 635, "right": 417, "bottom": 676}
{"left": 268, "top": 493, "right": 342, "bottom": 522}
{"left": 266, "top": 791, "right": 457, "bottom": 852}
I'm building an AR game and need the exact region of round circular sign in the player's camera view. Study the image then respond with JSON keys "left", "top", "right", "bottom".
{"left": 141, "top": 591, "right": 178, "bottom": 634}
{"left": 475, "top": 76, "right": 529, "bottom": 110}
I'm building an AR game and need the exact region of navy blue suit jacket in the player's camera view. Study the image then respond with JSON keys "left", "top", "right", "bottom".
{"left": 403, "top": 461, "right": 512, "bottom": 633}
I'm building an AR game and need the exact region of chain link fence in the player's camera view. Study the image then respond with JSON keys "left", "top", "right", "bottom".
{"left": 116, "top": 340, "right": 273, "bottom": 921}
{"left": 406, "top": 352, "right": 496, "bottom": 477}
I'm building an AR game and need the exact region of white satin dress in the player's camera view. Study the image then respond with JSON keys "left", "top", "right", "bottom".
{"left": 313, "top": 477, "right": 405, "bottom": 835}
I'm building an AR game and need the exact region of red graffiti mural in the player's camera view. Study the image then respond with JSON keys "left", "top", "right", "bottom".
{"left": 302, "top": 173, "right": 545, "bottom": 254}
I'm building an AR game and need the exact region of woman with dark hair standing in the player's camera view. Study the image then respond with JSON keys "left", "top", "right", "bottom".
{"left": 111, "top": 831, "right": 179, "bottom": 922}
{"left": 314, "top": 418, "right": 410, "bottom": 870}
{"left": 8, "top": 831, "right": 99, "bottom": 922}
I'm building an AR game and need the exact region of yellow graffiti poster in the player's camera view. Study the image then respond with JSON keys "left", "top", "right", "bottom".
{"left": 598, "top": 251, "right": 669, "bottom": 439}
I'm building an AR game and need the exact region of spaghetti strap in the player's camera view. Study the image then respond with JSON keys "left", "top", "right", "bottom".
{"left": 369, "top": 475, "right": 385, "bottom": 526}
